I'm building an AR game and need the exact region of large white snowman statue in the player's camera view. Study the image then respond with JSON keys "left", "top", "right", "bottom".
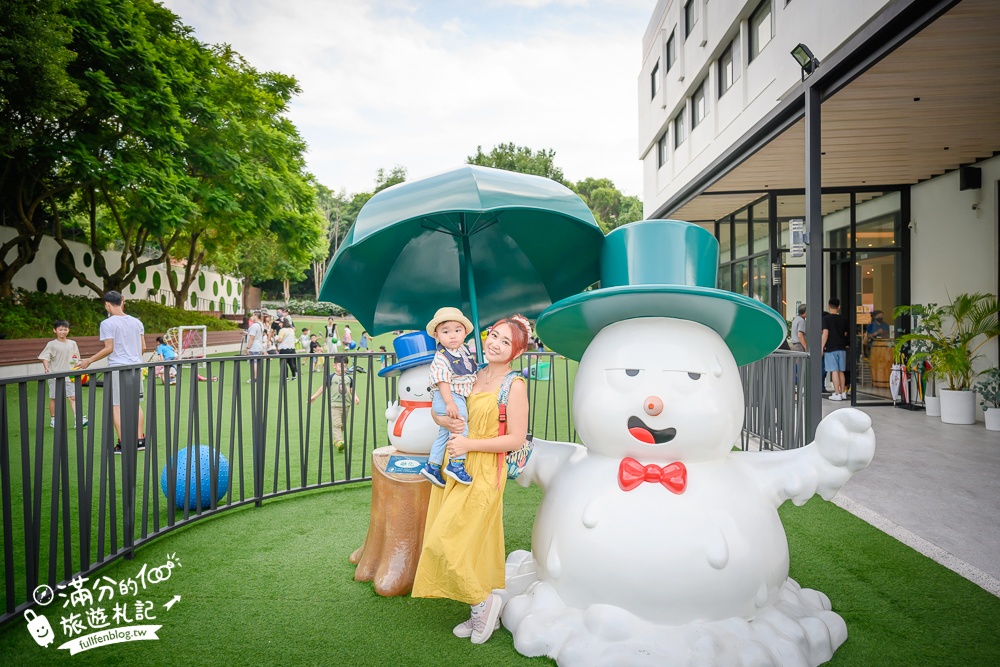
{"left": 378, "top": 332, "right": 439, "bottom": 455}
{"left": 502, "top": 221, "right": 876, "bottom": 666}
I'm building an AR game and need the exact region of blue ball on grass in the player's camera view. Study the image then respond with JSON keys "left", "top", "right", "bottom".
{"left": 160, "top": 445, "right": 230, "bottom": 510}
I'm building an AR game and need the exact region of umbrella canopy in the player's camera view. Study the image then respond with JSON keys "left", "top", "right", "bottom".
{"left": 319, "top": 165, "right": 604, "bottom": 347}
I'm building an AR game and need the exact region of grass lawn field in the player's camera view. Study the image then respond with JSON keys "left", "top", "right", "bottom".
{"left": 1, "top": 483, "right": 998, "bottom": 666}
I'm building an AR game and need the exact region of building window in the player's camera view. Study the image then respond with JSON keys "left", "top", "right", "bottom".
{"left": 657, "top": 132, "right": 668, "bottom": 168}
{"left": 718, "top": 36, "right": 740, "bottom": 96}
{"left": 692, "top": 79, "right": 707, "bottom": 128}
{"left": 749, "top": 0, "right": 773, "bottom": 62}
{"left": 684, "top": 0, "right": 697, "bottom": 39}
{"left": 674, "top": 107, "right": 687, "bottom": 148}
{"left": 666, "top": 30, "right": 677, "bottom": 71}
{"left": 651, "top": 60, "right": 660, "bottom": 99}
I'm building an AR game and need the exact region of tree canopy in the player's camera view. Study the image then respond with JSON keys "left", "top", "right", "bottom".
{"left": 0, "top": 0, "right": 324, "bottom": 300}
{"left": 467, "top": 142, "right": 642, "bottom": 233}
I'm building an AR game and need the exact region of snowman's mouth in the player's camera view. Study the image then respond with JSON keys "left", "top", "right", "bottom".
{"left": 627, "top": 416, "right": 676, "bottom": 444}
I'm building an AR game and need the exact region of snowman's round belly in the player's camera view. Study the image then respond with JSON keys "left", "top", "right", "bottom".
{"left": 532, "top": 458, "right": 789, "bottom": 625}
{"left": 388, "top": 409, "right": 437, "bottom": 454}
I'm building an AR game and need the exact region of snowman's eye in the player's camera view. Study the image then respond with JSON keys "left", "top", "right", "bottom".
{"left": 405, "top": 386, "right": 411, "bottom": 392}
{"left": 625, "top": 369, "right": 641, "bottom": 377}
{"left": 688, "top": 372, "right": 702, "bottom": 380}
{"left": 427, "top": 386, "right": 433, "bottom": 393}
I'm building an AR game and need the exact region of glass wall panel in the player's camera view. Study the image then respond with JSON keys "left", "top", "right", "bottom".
{"left": 718, "top": 220, "right": 732, "bottom": 262}
{"left": 734, "top": 208, "right": 750, "bottom": 259}
{"left": 733, "top": 260, "right": 750, "bottom": 296}
{"left": 856, "top": 191, "right": 901, "bottom": 248}
{"left": 718, "top": 265, "right": 732, "bottom": 292}
{"left": 751, "top": 255, "right": 769, "bottom": 302}
{"left": 752, "top": 198, "right": 770, "bottom": 254}
{"left": 776, "top": 194, "right": 804, "bottom": 249}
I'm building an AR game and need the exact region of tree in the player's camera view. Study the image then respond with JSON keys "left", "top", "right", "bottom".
{"left": 574, "top": 177, "right": 644, "bottom": 233}
{"left": 0, "top": 0, "right": 82, "bottom": 297}
{"left": 374, "top": 166, "right": 407, "bottom": 193}
{"left": 1, "top": 0, "right": 201, "bottom": 297}
{"left": 467, "top": 143, "right": 567, "bottom": 184}
{"left": 160, "top": 46, "right": 324, "bottom": 309}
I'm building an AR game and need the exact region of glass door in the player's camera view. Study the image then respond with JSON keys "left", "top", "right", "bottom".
{"left": 854, "top": 251, "right": 899, "bottom": 403}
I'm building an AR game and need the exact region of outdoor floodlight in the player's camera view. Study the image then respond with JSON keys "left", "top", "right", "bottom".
{"left": 790, "top": 43, "right": 820, "bottom": 81}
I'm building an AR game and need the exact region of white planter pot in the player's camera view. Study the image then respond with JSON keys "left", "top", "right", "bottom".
{"left": 985, "top": 407, "right": 1000, "bottom": 432}
{"left": 924, "top": 396, "right": 941, "bottom": 417}
{"left": 939, "top": 389, "right": 977, "bottom": 425}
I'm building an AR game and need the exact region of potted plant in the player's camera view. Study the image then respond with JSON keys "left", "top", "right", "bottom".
{"left": 973, "top": 367, "right": 1000, "bottom": 431}
{"left": 893, "top": 303, "right": 943, "bottom": 416}
{"left": 894, "top": 292, "right": 999, "bottom": 425}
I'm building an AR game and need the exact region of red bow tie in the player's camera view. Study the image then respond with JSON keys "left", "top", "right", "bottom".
{"left": 618, "top": 457, "right": 687, "bottom": 494}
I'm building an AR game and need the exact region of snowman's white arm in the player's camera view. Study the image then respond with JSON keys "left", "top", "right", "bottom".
{"left": 384, "top": 400, "right": 401, "bottom": 421}
{"left": 517, "top": 438, "right": 582, "bottom": 491}
{"left": 732, "top": 408, "right": 875, "bottom": 507}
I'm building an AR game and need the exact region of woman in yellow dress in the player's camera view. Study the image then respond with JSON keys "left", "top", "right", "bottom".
{"left": 411, "top": 315, "right": 532, "bottom": 645}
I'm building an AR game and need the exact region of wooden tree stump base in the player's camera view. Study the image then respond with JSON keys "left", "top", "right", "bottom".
{"left": 350, "top": 446, "right": 431, "bottom": 596}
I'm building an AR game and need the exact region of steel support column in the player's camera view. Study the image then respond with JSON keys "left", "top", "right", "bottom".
{"left": 805, "top": 85, "right": 823, "bottom": 441}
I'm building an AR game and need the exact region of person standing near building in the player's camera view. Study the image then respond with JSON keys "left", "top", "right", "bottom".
{"left": 77, "top": 291, "right": 146, "bottom": 452}
{"left": 790, "top": 304, "right": 807, "bottom": 352}
{"left": 821, "top": 298, "right": 850, "bottom": 401}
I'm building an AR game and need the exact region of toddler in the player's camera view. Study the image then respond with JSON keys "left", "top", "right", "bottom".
{"left": 421, "top": 307, "right": 477, "bottom": 486}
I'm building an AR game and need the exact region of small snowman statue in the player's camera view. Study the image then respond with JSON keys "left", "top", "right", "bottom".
{"left": 379, "top": 332, "right": 438, "bottom": 455}
{"left": 503, "top": 221, "right": 876, "bottom": 666}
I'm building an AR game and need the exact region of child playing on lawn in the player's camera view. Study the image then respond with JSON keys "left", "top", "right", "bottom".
{"left": 308, "top": 333, "right": 323, "bottom": 372}
{"left": 310, "top": 355, "right": 360, "bottom": 452}
{"left": 37, "top": 320, "right": 86, "bottom": 428}
{"left": 420, "top": 307, "right": 477, "bottom": 487}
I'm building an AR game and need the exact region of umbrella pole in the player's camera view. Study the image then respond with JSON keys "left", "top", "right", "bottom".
{"left": 459, "top": 215, "right": 484, "bottom": 364}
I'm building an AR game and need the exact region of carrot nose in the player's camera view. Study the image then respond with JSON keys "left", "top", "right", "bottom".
{"left": 644, "top": 396, "right": 663, "bottom": 416}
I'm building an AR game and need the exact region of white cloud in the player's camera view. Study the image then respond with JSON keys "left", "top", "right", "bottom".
{"left": 161, "top": 0, "right": 647, "bottom": 197}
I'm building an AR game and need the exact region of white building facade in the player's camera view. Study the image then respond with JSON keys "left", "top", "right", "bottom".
{"left": 638, "top": 0, "right": 999, "bottom": 413}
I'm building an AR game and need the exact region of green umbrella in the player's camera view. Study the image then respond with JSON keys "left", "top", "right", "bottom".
{"left": 319, "top": 165, "right": 604, "bottom": 359}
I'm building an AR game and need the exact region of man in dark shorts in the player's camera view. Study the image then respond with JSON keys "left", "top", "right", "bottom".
{"left": 821, "top": 298, "right": 850, "bottom": 401}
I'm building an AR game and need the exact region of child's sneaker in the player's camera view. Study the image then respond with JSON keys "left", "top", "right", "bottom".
{"left": 114, "top": 441, "right": 122, "bottom": 455}
{"left": 444, "top": 460, "right": 473, "bottom": 485}
{"left": 334, "top": 440, "right": 345, "bottom": 452}
{"left": 49, "top": 417, "right": 55, "bottom": 428}
{"left": 81, "top": 415, "right": 88, "bottom": 428}
{"left": 137, "top": 438, "right": 146, "bottom": 451}
{"left": 420, "top": 463, "right": 446, "bottom": 488}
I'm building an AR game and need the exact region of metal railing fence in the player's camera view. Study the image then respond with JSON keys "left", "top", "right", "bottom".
{"left": 0, "top": 350, "right": 574, "bottom": 626}
{"left": 740, "top": 350, "right": 811, "bottom": 451}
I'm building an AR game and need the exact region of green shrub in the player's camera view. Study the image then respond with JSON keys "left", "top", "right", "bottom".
{"left": 0, "top": 290, "right": 238, "bottom": 339}
{"left": 280, "top": 298, "right": 348, "bottom": 317}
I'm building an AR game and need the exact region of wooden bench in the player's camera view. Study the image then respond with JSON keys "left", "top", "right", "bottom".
{"left": 0, "top": 331, "right": 246, "bottom": 368}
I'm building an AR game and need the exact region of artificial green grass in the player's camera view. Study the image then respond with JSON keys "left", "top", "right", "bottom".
{"left": 1, "top": 482, "right": 998, "bottom": 666}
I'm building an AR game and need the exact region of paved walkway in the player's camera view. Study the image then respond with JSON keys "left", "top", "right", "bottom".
{"left": 825, "top": 402, "right": 1000, "bottom": 596}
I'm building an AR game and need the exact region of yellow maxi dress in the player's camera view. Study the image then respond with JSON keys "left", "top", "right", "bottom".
{"left": 411, "top": 383, "right": 517, "bottom": 605}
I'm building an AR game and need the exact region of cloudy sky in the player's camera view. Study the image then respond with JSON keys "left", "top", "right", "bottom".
{"left": 160, "top": 0, "right": 651, "bottom": 198}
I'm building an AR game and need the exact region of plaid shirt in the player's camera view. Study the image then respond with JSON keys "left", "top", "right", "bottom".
{"left": 428, "top": 345, "right": 477, "bottom": 397}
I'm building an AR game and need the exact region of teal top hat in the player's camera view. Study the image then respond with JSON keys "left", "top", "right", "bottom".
{"left": 535, "top": 220, "right": 786, "bottom": 366}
